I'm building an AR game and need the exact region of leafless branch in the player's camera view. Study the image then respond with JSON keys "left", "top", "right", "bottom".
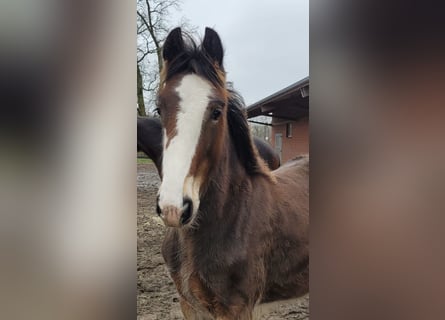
{"left": 137, "top": 0, "right": 194, "bottom": 111}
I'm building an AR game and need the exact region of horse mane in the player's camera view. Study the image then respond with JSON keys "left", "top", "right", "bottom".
{"left": 227, "top": 87, "right": 273, "bottom": 179}
{"left": 161, "top": 33, "right": 225, "bottom": 89}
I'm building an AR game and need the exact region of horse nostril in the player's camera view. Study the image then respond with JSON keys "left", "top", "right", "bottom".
{"left": 180, "top": 197, "right": 193, "bottom": 225}
{"left": 156, "top": 195, "right": 161, "bottom": 216}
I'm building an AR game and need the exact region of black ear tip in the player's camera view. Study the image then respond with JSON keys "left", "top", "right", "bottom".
{"left": 170, "top": 27, "right": 182, "bottom": 35}
{"left": 163, "top": 27, "right": 184, "bottom": 61}
{"left": 203, "top": 27, "right": 222, "bottom": 46}
{"left": 204, "top": 27, "right": 218, "bottom": 37}
{"left": 166, "top": 27, "right": 182, "bottom": 40}
{"left": 202, "top": 27, "right": 224, "bottom": 66}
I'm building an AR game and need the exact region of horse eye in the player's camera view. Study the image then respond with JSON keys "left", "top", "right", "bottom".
{"left": 154, "top": 108, "right": 161, "bottom": 116}
{"left": 211, "top": 109, "right": 222, "bottom": 121}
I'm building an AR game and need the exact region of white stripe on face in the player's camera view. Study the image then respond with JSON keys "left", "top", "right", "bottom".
{"left": 158, "top": 74, "right": 212, "bottom": 211}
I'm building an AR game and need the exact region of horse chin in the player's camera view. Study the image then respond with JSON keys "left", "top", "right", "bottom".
{"left": 160, "top": 201, "right": 195, "bottom": 228}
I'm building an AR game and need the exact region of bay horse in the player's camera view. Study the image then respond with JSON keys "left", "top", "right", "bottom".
{"left": 137, "top": 117, "right": 280, "bottom": 177}
{"left": 156, "top": 27, "right": 309, "bottom": 319}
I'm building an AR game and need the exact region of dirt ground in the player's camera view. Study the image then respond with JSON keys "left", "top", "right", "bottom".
{"left": 137, "top": 163, "right": 309, "bottom": 319}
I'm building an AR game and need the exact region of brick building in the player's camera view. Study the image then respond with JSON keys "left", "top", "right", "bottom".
{"left": 246, "top": 77, "right": 309, "bottom": 163}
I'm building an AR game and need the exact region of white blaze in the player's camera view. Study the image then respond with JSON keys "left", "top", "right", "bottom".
{"left": 158, "top": 74, "right": 212, "bottom": 211}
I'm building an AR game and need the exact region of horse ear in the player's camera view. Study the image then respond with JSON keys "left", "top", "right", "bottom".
{"left": 202, "top": 27, "right": 224, "bottom": 67}
{"left": 163, "top": 27, "right": 184, "bottom": 62}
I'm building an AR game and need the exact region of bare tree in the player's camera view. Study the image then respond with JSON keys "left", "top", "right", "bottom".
{"left": 137, "top": 0, "right": 195, "bottom": 116}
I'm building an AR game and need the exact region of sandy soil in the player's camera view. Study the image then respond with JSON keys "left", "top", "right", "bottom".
{"left": 137, "top": 163, "right": 309, "bottom": 319}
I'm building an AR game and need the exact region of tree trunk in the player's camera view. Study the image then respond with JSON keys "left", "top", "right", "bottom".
{"left": 137, "top": 64, "right": 146, "bottom": 116}
{"left": 157, "top": 47, "right": 163, "bottom": 74}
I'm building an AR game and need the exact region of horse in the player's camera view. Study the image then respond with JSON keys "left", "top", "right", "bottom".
{"left": 155, "top": 27, "right": 309, "bottom": 319}
{"left": 137, "top": 117, "right": 280, "bottom": 177}
{"left": 252, "top": 137, "right": 280, "bottom": 170}
{"left": 137, "top": 116, "right": 163, "bottom": 175}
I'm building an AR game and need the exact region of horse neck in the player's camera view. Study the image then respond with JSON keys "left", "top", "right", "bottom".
{"left": 178, "top": 133, "right": 262, "bottom": 266}
{"left": 198, "top": 130, "right": 252, "bottom": 224}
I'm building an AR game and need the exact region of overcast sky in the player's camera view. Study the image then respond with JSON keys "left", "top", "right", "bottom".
{"left": 171, "top": 0, "right": 309, "bottom": 105}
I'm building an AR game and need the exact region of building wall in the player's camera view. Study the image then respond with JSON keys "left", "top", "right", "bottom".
{"left": 271, "top": 118, "right": 308, "bottom": 163}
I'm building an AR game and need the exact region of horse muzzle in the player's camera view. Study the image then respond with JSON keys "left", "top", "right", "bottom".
{"left": 156, "top": 196, "right": 193, "bottom": 227}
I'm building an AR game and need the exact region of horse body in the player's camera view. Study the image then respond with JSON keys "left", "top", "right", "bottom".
{"left": 155, "top": 27, "right": 308, "bottom": 319}
{"left": 252, "top": 137, "right": 280, "bottom": 170}
{"left": 162, "top": 156, "right": 308, "bottom": 319}
{"left": 137, "top": 116, "right": 163, "bottom": 175}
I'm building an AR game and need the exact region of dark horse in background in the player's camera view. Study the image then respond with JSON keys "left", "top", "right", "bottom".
{"left": 154, "top": 27, "right": 308, "bottom": 319}
{"left": 137, "top": 117, "right": 280, "bottom": 176}
{"left": 137, "top": 117, "right": 163, "bottom": 174}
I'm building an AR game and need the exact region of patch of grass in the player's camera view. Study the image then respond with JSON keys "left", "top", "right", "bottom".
{"left": 137, "top": 158, "right": 153, "bottom": 164}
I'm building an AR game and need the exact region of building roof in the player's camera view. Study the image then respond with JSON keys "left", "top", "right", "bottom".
{"left": 246, "top": 77, "right": 309, "bottom": 121}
